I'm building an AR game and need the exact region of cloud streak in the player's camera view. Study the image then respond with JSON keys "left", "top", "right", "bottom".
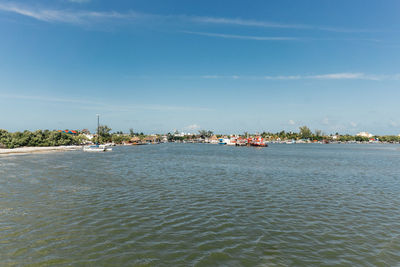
{"left": 182, "top": 31, "right": 297, "bottom": 41}
{"left": 0, "top": 93, "right": 212, "bottom": 112}
{"left": 192, "top": 16, "right": 376, "bottom": 33}
{"left": 190, "top": 16, "right": 310, "bottom": 30}
{"left": 183, "top": 31, "right": 381, "bottom": 43}
{"left": 0, "top": 2, "right": 143, "bottom": 24}
{"left": 200, "top": 73, "right": 400, "bottom": 81}
{"left": 0, "top": 2, "right": 377, "bottom": 34}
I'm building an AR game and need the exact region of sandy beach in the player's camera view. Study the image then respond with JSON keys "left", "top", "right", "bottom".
{"left": 0, "top": 146, "right": 82, "bottom": 155}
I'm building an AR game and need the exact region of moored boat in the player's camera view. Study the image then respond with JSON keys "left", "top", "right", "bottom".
{"left": 83, "top": 144, "right": 107, "bottom": 152}
{"left": 218, "top": 138, "right": 228, "bottom": 145}
{"left": 83, "top": 114, "right": 112, "bottom": 152}
{"left": 248, "top": 136, "right": 268, "bottom": 147}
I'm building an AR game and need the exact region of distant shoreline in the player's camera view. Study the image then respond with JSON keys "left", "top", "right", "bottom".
{"left": 0, "top": 146, "right": 82, "bottom": 155}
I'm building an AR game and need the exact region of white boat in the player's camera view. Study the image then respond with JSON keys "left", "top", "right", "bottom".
{"left": 83, "top": 145, "right": 106, "bottom": 152}
{"left": 226, "top": 137, "right": 237, "bottom": 146}
{"left": 218, "top": 138, "right": 228, "bottom": 145}
{"left": 83, "top": 115, "right": 112, "bottom": 152}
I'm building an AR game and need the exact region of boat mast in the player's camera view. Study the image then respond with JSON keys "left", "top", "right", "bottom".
{"left": 97, "top": 114, "right": 100, "bottom": 144}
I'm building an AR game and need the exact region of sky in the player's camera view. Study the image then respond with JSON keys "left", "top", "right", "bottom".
{"left": 0, "top": 0, "right": 400, "bottom": 135}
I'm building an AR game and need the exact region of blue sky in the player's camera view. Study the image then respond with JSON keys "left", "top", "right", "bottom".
{"left": 0, "top": 0, "right": 400, "bottom": 134}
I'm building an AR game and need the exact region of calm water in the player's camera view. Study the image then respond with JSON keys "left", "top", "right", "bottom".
{"left": 1, "top": 144, "right": 400, "bottom": 266}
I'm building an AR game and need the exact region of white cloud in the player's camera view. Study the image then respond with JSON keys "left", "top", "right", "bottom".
{"left": 189, "top": 16, "right": 372, "bottom": 33}
{"left": 0, "top": 2, "right": 375, "bottom": 34}
{"left": 182, "top": 31, "right": 297, "bottom": 41}
{"left": 307, "top": 73, "right": 382, "bottom": 80}
{"left": 288, "top": 120, "right": 295, "bottom": 125}
{"left": 322, "top": 118, "right": 330, "bottom": 125}
{"left": 184, "top": 124, "right": 200, "bottom": 131}
{"left": 198, "top": 73, "right": 400, "bottom": 81}
{"left": 0, "top": 93, "right": 212, "bottom": 112}
{"left": 190, "top": 16, "right": 308, "bottom": 30}
{"left": 350, "top": 122, "right": 358, "bottom": 127}
{"left": 0, "top": 2, "right": 143, "bottom": 24}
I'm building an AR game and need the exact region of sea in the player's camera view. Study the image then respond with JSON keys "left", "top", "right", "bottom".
{"left": 1, "top": 143, "right": 400, "bottom": 266}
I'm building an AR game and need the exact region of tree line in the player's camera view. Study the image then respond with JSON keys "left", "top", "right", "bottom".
{"left": 0, "top": 129, "right": 87, "bottom": 149}
{"left": 1, "top": 125, "right": 399, "bottom": 149}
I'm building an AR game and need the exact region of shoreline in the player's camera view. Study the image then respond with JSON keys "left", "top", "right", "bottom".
{"left": 0, "top": 146, "right": 82, "bottom": 155}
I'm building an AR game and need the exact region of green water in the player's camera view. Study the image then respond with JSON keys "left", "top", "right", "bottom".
{"left": 1, "top": 144, "right": 400, "bottom": 266}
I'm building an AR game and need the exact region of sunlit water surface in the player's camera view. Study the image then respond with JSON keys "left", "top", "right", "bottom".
{"left": 1, "top": 144, "right": 400, "bottom": 266}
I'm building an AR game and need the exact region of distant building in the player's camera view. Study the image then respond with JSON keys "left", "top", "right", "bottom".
{"left": 83, "top": 134, "right": 94, "bottom": 140}
{"left": 81, "top": 129, "right": 91, "bottom": 135}
{"left": 131, "top": 137, "right": 141, "bottom": 144}
{"left": 173, "top": 131, "right": 194, "bottom": 137}
{"left": 356, "top": 132, "right": 373, "bottom": 138}
{"left": 144, "top": 135, "right": 160, "bottom": 144}
{"left": 208, "top": 135, "right": 219, "bottom": 144}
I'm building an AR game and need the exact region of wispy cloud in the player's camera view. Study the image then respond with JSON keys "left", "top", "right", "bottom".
{"left": 190, "top": 16, "right": 309, "bottom": 30}
{"left": 0, "top": 2, "right": 377, "bottom": 34}
{"left": 0, "top": 93, "right": 212, "bottom": 112}
{"left": 184, "top": 124, "right": 200, "bottom": 131}
{"left": 0, "top": 2, "right": 143, "bottom": 24}
{"left": 125, "top": 73, "right": 400, "bottom": 81}
{"left": 199, "top": 73, "right": 400, "bottom": 81}
{"left": 350, "top": 121, "right": 358, "bottom": 128}
{"left": 307, "top": 73, "right": 400, "bottom": 81}
{"left": 322, "top": 117, "right": 330, "bottom": 125}
{"left": 183, "top": 31, "right": 381, "bottom": 43}
{"left": 191, "top": 15, "right": 375, "bottom": 33}
{"left": 182, "top": 31, "right": 298, "bottom": 41}
{"left": 309, "top": 73, "right": 371, "bottom": 80}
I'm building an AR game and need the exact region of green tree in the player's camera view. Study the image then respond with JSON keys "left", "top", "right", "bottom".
{"left": 198, "top": 130, "right": 213, "bottom": 138}
{"left": 129, "top": 128, "right": 135, "bottom": 137}
{"left": 299, "top": 126, "right": 312, "bottom": 139}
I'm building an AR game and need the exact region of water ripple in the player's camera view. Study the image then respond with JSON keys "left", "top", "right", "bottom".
{"left": 1, "top": 144, "right": 400, "bottom": 265}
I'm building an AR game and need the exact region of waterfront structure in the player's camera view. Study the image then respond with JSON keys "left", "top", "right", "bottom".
{"left": 144, "top": 135, "right": 160, "bottom": 144}
{"left": 208, "top": 135, "right": 219, "bottom": 144}
{"left": 131, "top": 137, "right": 142, "bottom": 145}
{"left": 83, "top": 133, "right": 94, "bottom": 140}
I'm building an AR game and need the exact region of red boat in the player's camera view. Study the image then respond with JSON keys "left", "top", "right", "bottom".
{"left": 248, "top": 136, "right": 268, "bottom": 147}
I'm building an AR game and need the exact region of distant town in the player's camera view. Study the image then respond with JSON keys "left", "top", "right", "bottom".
{"left": 1, "top": 126, "right": 400, "bottom": 149}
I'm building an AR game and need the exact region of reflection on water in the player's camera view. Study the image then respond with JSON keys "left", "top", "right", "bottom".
{"left": 1, "top": 144, "right": 400, "bottom": 266}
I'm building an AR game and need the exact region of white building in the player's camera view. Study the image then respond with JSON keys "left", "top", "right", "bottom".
{"left": 356, "top": 132, "right": 373, "bottom": 138}
{"left": 83, "top": 134, "right": 94, "bottom": 140}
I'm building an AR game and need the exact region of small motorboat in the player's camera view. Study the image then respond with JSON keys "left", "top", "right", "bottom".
{"left": 83, "top": 145, "right": 111, "bottom": 152}
{"left": 248, "top": 136, "right": 268, "bottom": 147}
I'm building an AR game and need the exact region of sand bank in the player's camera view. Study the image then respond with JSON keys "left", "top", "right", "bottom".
{"left": 0, "top": 146, "right": 82, "bottom": 155}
